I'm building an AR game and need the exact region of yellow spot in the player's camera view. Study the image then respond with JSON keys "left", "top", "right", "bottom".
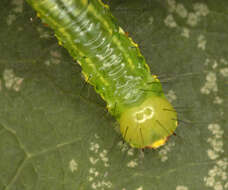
{"left": 118, "top": 27, "right": 125, "bottom": 34}
{"left": 149, "top": 138, "right": 167, "bottom": 149}
{"left": 128, "top": 37, "right": 138, "bottom": 48}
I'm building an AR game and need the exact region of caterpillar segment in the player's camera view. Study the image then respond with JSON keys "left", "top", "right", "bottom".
{"left": 26, "top": 0, "right": 178, "bottom": 148}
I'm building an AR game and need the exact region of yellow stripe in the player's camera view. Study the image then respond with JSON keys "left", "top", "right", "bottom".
{"left": 86, "top": 2, "right": 136, "bottom": 71}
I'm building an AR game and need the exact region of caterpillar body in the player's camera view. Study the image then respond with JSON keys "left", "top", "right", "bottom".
{"left": 26, "top": 0, "right": 178, "bottom": 149}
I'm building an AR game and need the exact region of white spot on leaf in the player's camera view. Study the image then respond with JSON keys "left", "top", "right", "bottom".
{"left": 176, "top": 185, "right": 188, "bottom": 190}
{"left": 159, "top": 141, "right": 175, "bottom": 162}
{"left": 176, "top": 4, "right": 188, "bottom": 18}
{"left": 204, "top": 124, "right": 227, "bottom": 189}
{"left": 167, "top": 0, "right": 176, "bottom": 13}
{"left": 213, "top": 96, "right": 223, "bottom": 105}
{"left": 187, "top": 12, "right": 199, "bottom": 27}
{"left": 220, "top": 68, "right": 228, "bottom": 77}
{"left": 166, "top": 90, "right": 177, "bottom": 102}
{"left": 181, "top": 27, "right": 190, "bottom": 38}
{"left": 6, "top": 15, "right": 16, "bottom": 25}
{"left": 193, "top": 3, "right": 210, "bottom": 17}
{"left": 89, "top": 157, "right": 99, "bottom": 165}
{"left": 136, "top": 186, "right": 143, "bottom": 190}
{"left": 200, "top": 72, "right": 217, "bottom": 94}
{"left": 197, "top": 34, "right": 207, "bottom": 50}
{"left": 12, "top": 0, "right": 23, "bottom": 13}
{"left": 3, "top": 69, "right": 24, "bottom": 91}
{"left": 127, "top": 148, "right": 134, "bottom": 156}
{"left": 164, "top": 14, "right": 177, "bottom": 28}
{"left": 69, "top": 159, "right": 78, "bottom": 172}
{"left": 127, "top": 159, "right": 138, "bottom": 168}
{"left": 88, "top": 135, "right": 112, "bottom": 189}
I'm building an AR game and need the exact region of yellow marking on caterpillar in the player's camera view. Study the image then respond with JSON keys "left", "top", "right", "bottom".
{"left": 128, "top": 37, "right": 139, "bottom": 48}
{"left": 97, "top": 0, "right": 110, "bottom": 9}
{"left": 149, "top": 138, "right": 167, "bottom": 149}
{"left": 87, "top": 1, "right": 138, "bottom": 74}
{"left": 112, "top": 34, "right": 135, "bottom": 70}
{"left": 80, "top": 59, "right": 109, "bottom": 87}
{"left": 87, "top": 3, "right": 112, "bottom": 35}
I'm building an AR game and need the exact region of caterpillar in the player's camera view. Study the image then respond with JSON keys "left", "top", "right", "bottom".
{"left": 26, "top": 0, "right": 178, "bottom": 149}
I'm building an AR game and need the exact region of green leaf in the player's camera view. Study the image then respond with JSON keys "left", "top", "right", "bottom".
{"left": 0, "top": 0, "right": 227, "bottom": 190}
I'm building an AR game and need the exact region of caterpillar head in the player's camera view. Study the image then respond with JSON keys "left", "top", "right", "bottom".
{"left": 119, "top": 96, "right": 178, "bottom": 149}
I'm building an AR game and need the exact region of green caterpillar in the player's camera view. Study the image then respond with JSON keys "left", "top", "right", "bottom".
{"left": 26, "top": 0, "right": 178, "bottom": 149}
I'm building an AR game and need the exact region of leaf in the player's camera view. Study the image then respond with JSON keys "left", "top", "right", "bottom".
{"left": 0, "top": 0, "right": 227, "bottom": 190}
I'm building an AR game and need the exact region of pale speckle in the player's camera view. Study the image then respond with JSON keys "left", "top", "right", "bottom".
{"left": 44, "top": 60, "right": 51, "bottom": 66}
{"left": 167, "top": 0, "right": 176, "bottom": 13}
{"left": 175, "top": 4, "right": 188, "bottom": 18}
{"left": 207, "top": 149, "right": 219, "bottom": 160}
{"left": 224, "top": 182, "right": 228, "bottom": 189}
{"left": 181, "top": 27, "right": 190, "bottom": 38}
{"left": 204, "top": 123, "right": 227, "bottom": 190}
{"left": 136, "top": 186, "right": 143, "bottom": 190}
{"left": 117, "top": 141, "right": 129, "bottom": 152}
{"left": 88, "top": 136, "right": 112, "bottom": 189}
{"left": 213, "top": 61, "right": 218, "bottom": 69}
{"left": 220, "top": 58, "right": 228, "bottom": 65}
{"left": 166, "top": 90, "right": 177, "bottom": 102}
{"left": 37, "top": 26, "right": 52, "bottom": 39}
{"left": 89, "top": 168, "right": 96, "bottom": 174}
{"left": 12, "top": 0, "right": 23, "bottom": 13}
{"left": 193, "top": 3, "right": 210, "bottom": 17}
{"left": 176, "top": 185, "right": 188, "bottom": 190}
{"left": 50, "top": 50, "right": 61, "bottom": 64}
{"left": 200, "top": 72, "right": 217, "bottom": 94}
{"left": 91, "top": 180, "right": 112, "bottom": 189}
{"left": 205, "top": 58, "right": 210, "bottom": 66}
{"left": 214, "top": 182, "right": 223, "bottom": 190}
{"left": 213, "top": 96, "right": 223, "bottom": 105}
{"left": 6, "top": 0, "right": 23, "bottom": 25}
{"left": 148, "top": 16, "right": 154, "bottom": 25}
{"left": 127, "top": 159, "right": 138, "bottom": 168}
{"left": 164, "top": 14, "right": 177, "bottom": 28}
{"left": 90, "top": 142, "right": 100, "bottom": 153}
{"left": 50, "top": 50, "right": 61, "bottom": 59}
{"left": 91, "top": 182, "right": 97, "bottom": 189}
{"left": 94, "top": 133, "right": 100, "bottom": 139}
{"left": 6, "top": 15, "right": 16, "bottom": 26}
{"left": 3, "top": 69, "right": 24, "bottom": 92}
{"left": 88, "top": 176, "right": 94, "bottom": 182}
{"left": 127, "top": 148, "right": 134, "bottom": 156}
{"left": 208, "top": 124, "right": 223, "bottom": 138}
{"left": 69, "top": 159, "right": 78, "bottom": 172}
{"left": 3, "top": 69, "right": 14, "bottom": 88}
{"left": 159, "top": 141, "right": 175, "bottom": 162}
{"left": 197, "top": 34, "right": 207, "bottom": 50}
{"left": 89, "top": 157, "right": 99, "bottom": 165}
{"left": 187, "top": 12, "right": 199, "bottom": 27}
{"left": 220, "top": 68, "right": 228, "bottom": 77}
{"left": 99, "top": 149, "right": 110, "bottom": 167}
{"left": 204, "top": 176, "right": 215, "bottom": 187}
{"left": 13, "top": 77, "right": 24, "bottom": 92}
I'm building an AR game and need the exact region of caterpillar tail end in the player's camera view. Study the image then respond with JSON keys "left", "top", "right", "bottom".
{"left": 119, "top": 96, "right": 178, "bottom": 149}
